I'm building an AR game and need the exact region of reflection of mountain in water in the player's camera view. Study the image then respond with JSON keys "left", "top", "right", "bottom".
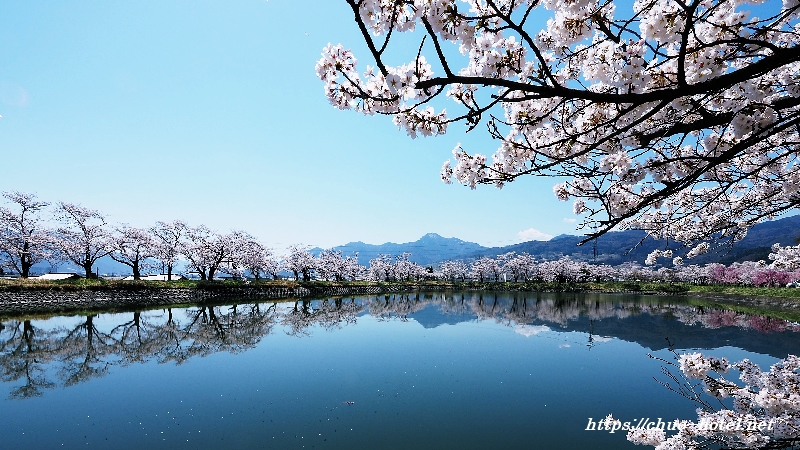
{"left": 1, "top": 292, "right": 798, "bottom": 399}
{"left": 421, "top": 292, "right": 800, "bottom": 358}
{"left": 543, "top": 310, "right": 800, "bottom": 356}
{"left": 404, "top": 306, "right": 476, "bottom": 328}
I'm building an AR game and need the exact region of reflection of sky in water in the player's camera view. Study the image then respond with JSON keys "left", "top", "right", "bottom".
{"left": 0, "top": 292, "right": 798, "bottom": 449}
{"left": 514, "top": 325, "right": 552, "bottom": 337}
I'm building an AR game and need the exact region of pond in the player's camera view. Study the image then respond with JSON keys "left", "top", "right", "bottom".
{"left": 1, "top": 291, "right": 798, "bottom": 449}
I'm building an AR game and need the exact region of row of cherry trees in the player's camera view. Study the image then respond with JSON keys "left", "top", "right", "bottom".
{"left": 437, "top": 252, "right": 800, "bottom": 288}
{"left": 0, "top": 191, "right": 276, "bottom": 279}
{"left": 0, "top": 191, "right": 436, "bottom": 281}
{"left": 4, "top": 190, "right": 800, "bottom": 285}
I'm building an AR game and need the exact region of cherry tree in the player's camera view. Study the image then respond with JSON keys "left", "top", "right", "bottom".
{"left": 731, "top": 260, "right": 769, "bottom": 285}
{"left": 674, "top": 263, "right": 712, "bottom": 284}
{"left": 180, "top": 225, "right": 232, "bottom": 281}
{"left": 319, "top": 0, "right": 800, "bottom": 258}
{"left": 585, "top": 263, "right": 618, "bottom": 282}
{"left": 228, "top": 234, "right": 278, "bottom": 281}
{"left": 393, "top": 252, "right": 427, "bottom": 281}
{"left": 316, "top": 249, "right": 349, "bottom": 281}
{"left": 470, "top": 256, "right": 500, "bottom": 282}
{"left": 537, "top": 256, "right": 583, "bottom": 282}
{"left": 0, "top": 191, "right": 52, "bottom": 278}
{"left": 283, "top": 245, "right": 316, "bottom": 281}
{"left": 263, "top": 255, "right": 284, "bottom": 280}
{"left": 341, "top": 252, "right": 366, "bottom": 281}
{"left": 498, "top": 252, "right": 537, "bottom": 282}
{"left": 619, "top": 353, "right": 800, "bottom": 449}
{"left": 150, "top": 220, "right": 188, "bottom": 281}
{"left": 769, "top": 243, "right": 800, "bottom": 271}
{"left": 315, "top": 249, "right": 365, "bottom": 281}
{"left": 368, "top": 254, "right": 394, "bottom": 281}
{"left": 109, "top": 225, "right": 156, "bottom": 280}
{"left": 52, "top": 202, "right": 112, "bottom": 278}
{"left": 440, "top": 259, "right": 469, "bottom": 281}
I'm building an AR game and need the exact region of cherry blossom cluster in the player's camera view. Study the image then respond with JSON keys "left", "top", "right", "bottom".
{"left": 435, "top": 252, "right": 800, "bottom": 287}
{"left": 619, "top": 352, "right": 800, "bottom": 449}
{"left": 367, "top": 252, "right": 430, "bottom": 281}
{"left": 316, "top": 42, "right": 444, "bottom": 137}
{"left": 322, "top": 0, "right": 800, "bottom": 259}
{"left": 0, "top": 191, "right": 52, "bottom": 278}
{"left": 769, "top": 243, "right": 800, "bottom": 271}
{"left": 0, "top": 192, "right": 284, "bottom": 280}
{"left": 313, "top": 248, "right": 364, "bottom": 281}
{"left": 437, "top": 253, "right": 620, "bottom": 283}
{"left": 441, "top": 288, "right": 800, "bottom": 334}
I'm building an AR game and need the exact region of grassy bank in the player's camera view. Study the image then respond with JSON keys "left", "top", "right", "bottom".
{"left": 3, "top": 277, "right": 800, "bottom": 302}
{"left": 0, "top": 277, "right": 294, "bottom": 291}
{"left": 2, "top": 278, "right": 800, "bottom": 323}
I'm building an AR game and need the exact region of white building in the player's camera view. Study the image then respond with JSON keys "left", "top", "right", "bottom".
{"left": 34, "top": 273, "right": 82, "bottom": 281}
{"left": 121, "top": 274, "right": 186, "bottom": 281}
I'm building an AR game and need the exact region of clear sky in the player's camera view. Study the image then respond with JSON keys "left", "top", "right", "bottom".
{"left": 0, "top": 0, "right": 577, "bottom": 251}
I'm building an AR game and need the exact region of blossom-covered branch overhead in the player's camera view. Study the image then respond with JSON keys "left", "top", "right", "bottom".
{"left": 319, "top": 0, "right": 800, "bottom": 258}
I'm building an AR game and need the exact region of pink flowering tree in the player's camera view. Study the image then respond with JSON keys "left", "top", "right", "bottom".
{"left": 52, "top": 202, "right": 112, "bottom": 278}
{"left": 770, "top": 243, "right": 800, "bottom": 271}
{"left": 230, "top": 235, "right": 278, "bottom": 281}
{"left": 316, "top": 249, "right": 349, "bottom": 281}
{"left": 440, "top": 259, "right": 469, "bottom": 281}
{"left": 617, "top": 352, "right": 800, "bottom": 449}
{"left": 752, "top": 269, "right": 793, "bottom": 287}
{"left": 498, "top": 252, "right": 538, "bottom": 282}
{"left": 320, "top": 0, "right": 800, "bottom": 258}
{"left": 284, "top": 245, "right": 316, "bottom": 281}
{"left": 394, "top": 252, "right": 427, "bottom": 281}
{"left": 0, "top": 191, "right": 53, "bottom": 278}
{"left": 341, "top": 253, "right": 365, "bottom": 281}
{"left": 180, "top": 225, "right": 233, "bottom": 281}
{"left": 108, "top": 225, "right": 156, "bottom": 280}
{"left": 150, "top": 220, "right": 188, "bottom": 281}
{"left": 469, "top": 256, "right": 500, "bottom": 282}
{"left": 368, "top": 254, "right": 394, "bottom": 281}
{"left": 222, "top": 230, "right": 271, "bottom": 280}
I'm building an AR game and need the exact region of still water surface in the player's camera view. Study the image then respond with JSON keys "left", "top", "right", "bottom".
{"left": 1, "top": 291, "right": 798, "bottom": 449}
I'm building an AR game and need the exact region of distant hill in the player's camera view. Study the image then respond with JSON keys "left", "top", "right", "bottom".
{"left": 335, "top": 215, "right": 800, "bottom": 267}
{"left": 23, "top": 216, "right": 800, "bottom": 277}
{"left": 332, "top": 233, "right": 486, "bottom": 266}
{"left": 466, "top": 215, "right": 800, "bottom": 266}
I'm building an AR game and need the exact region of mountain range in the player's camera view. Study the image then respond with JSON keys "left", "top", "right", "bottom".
{"left": 39, "top": 215, "right": 800, "bottom": 275}
{"left": 332, "top": 215, "right": 800, "bottom": 267}
{"left": 330, "top": 233, "right": 484, "bottom": 267}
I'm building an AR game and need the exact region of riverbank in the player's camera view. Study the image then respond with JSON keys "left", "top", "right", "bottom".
{"left": 1, "top": 278, "right": 799, "bottom": 317}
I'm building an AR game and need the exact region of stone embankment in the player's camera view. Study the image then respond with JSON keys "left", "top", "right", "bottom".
{"left": 0, "top": 285, "right": 309, "bottom": 315}
{"left": 0, "top": 284, "right": 433, "bottom": 316}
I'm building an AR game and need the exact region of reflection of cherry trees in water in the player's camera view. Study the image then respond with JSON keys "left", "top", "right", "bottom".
{"left": 1, "top": 294, "right": 799, "bottom": 398}
{"left": 450, "top": 292, "right": 800, "bottom": 335}
{"left": 0, "top": 320, "right": 56, "bottom": 399}
{"left": 0, "top": 303, "right": 282, "bottom": 398}
{"left": 282, "top": 298, "right": 365, "bottom": 336}
{"left": 180, "top": 304, "right": 276, "bottom": 357}
{"left": 56, "top": 315, "right": 115, "bottom": 387}
{"left": 368, "top": 293, "right": 429, "bottom": 321}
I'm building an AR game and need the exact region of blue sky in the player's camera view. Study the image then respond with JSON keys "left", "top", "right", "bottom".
{"left": 1, "top": 0, "right": 576, "bottom": 251}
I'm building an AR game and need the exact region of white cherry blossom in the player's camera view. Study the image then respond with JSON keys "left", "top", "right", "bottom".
{"left": 321, "top": 0, "right": 800, "bottom": 257}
